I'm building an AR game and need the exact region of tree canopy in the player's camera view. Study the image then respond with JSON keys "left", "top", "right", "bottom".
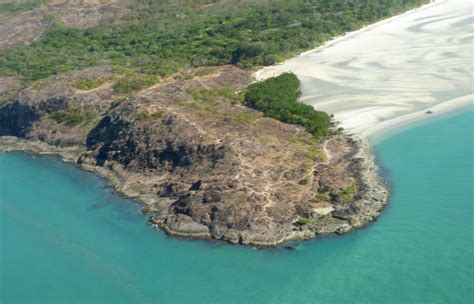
{"left": 0, "top": 0, "right": 430, "bottom": 81}
{"left": 244, "top": 73, "right": 330, "bottom": 138}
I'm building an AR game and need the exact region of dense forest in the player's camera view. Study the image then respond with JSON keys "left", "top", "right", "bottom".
{"left": 244, "top": 73, "right": 330, "bottom": 138}
{"left": 0, "top": 0, "right": 430, "bottom": 81}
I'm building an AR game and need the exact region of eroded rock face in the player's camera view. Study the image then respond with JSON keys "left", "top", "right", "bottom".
{"left": 0, "top": 65, "right": 387, "bottom": 247}
{"left": 0, "top": 101, "right": 39, "bottom": 137}
{"left": 0, "top": 67, "right": 117, "bottom": 145}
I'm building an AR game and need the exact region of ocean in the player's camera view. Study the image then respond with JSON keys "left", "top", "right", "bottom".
{"left": 0, "top": 108, "right": 472, "bottom": 303}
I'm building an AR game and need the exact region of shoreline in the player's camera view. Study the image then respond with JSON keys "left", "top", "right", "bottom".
{"left": 255, "top": 0, "right": 445, "bottom": 80}
{"left": 0, "top": 134, "right": 388, "bottom": 248}
{"left": 365, "top": 95, "right": 474, "bottom": 141}
{"left": 2, "top": 1, "right": 456, "bottom": 248}
{"left": 255, "top": 0, "right": 473, "bottom": 140}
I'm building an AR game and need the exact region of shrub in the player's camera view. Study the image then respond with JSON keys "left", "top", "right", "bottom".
{"left": 296, "top": 217, "right": 311, "bottom": 226}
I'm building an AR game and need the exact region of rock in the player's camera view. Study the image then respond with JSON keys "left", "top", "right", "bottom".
{"left": 335, "top": 225, "right": 352, "bottom": 235}
{"left": 0, "top": 65, "right": 388, "bottom": 248}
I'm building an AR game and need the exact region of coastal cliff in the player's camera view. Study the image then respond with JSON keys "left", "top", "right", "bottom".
{"left": 0, "top": 65, "right": 388, "bottom": 247}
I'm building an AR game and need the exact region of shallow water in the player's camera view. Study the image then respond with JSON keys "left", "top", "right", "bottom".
{"left": 1, "top": 108, "right": 473, "bottom": 303}
{"left": 257, "top": 0, "right": 473, "bottom": 134}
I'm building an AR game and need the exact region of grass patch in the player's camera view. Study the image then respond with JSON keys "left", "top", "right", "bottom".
{"left": 31, "top": 80, "right": 47, "bottom": 91}
{"left": 151, "top": 111, "right": 165, "bottom": 118}
{"left": 187, "top": 87, "right": 242, "bottom": 104}
{"left": 194, "top": 68, "right": 214, "bottom": 77}
{"left": 292, "top": 144, "right": 324, "bottom": 160}
{"left": 134, "top": 110, "right": 165, "bottom": 121}
{"left": 225, "top": 112, "right": 260, "bottom": 124}
{"left": 74, "top": 78, "right": 110, "bottom": 90}
{"left": 50, "top": 104, "right": 96, "bottom": 127}
{"left": 339, "top": 184, "right": 358, "bottom": 202}
{"left": 288, "top": 135, "right": 318, "bottom": 146}
{"left": 113, "top": 74, "right": 158, "bottom": 95}
{"left": 306, "top": 147, "right": 325, "bottom": 160}
{"left": 315, "top": 193, "right": 330, "bottom": 202}
{"left": 174, "top": 68, "right": 214, "bottom": 81}
{"left": 259, "top": 137, "right": 273, "bottom": 145}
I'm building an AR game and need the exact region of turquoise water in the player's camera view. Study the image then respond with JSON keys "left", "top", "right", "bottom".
{"left": 1, "top": 109, "right": 473, "bottom": 304}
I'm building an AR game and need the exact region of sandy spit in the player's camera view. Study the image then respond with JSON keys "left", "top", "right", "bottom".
{"left": 256, "top": 0, "right": 473, "bottom": 138}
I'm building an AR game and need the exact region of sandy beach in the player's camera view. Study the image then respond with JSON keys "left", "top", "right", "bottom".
{"left": 256, "top": 0, "right": 473, "bottom": 138}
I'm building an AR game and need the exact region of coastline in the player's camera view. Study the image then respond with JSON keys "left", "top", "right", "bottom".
{"left": 364, "top": 95, "right": 474, "bottom": 140}
{"left": 0, "top": 134, "right": 388, "bottom": 248}
{"left": 3, "top": 0, "right": 464, "bottom": 247}
{"left": 248, "top": 0, "right": 471, "bottom": 245}
{"left": 255, "top": 0, "right": 445, "bottom": 80}
{"left": 255, "top": 0, "right": 472, "bottom": 140}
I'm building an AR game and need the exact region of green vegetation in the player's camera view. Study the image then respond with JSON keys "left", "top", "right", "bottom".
{"left": 306, "top": 147, "right": 325, "bottom": 160}
{"left": 174, "top": 68, "right": 214, "bottom": 81}
{"left": 113, "top": 74, "right": 158, "bottom": 94}
{"left": 151, "top": 111, "right": 165, "bottom": 118}
{"left": 288, "top": 135, "right": 326, "bottom": 159}
{"left": 0, "top": 0, "right": 48, "bottom": 15}
{"left": 184, "top": 87, "right": 259, "bottom": 123}
{"left": 296, "top": 217, "right": 312, "bottom": 226}
{"left": 0, "top": 0, "right": 429, "bottom": 82}
{"left": 134, "top": 110, "right": 165, "bottom": 120}
{"left": 244, "top": 73, "right": 330, "bottom": 138}
{"left": 339, "top": 184, "right": 358, "bottom": 202}
{"left": 50, "top": 104, "right": 96, "bottom": 127}
{"left": 73, "top": 78, "right": 110, "bottom": 90}
{"left": 288, "top": 135, "right": 318, "bottom": 146}
{"left": 298, "top": 178, "right": 310, "bottom": 185}
{"left": 315, "top": 193, "right": 330, "bottom": 202}
{"left": 224, "top": 112, "right": 259, "bottom": 124}
{"left": 188, "top": 87, "right": 241, "bottom": 104}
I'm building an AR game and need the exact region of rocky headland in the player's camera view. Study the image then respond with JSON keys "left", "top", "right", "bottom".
{"left": 0, "top": 65, "right": 388, "bottom": 247}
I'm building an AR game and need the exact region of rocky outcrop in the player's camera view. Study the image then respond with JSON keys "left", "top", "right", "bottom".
{"left": 0, "top": 65, "right": 388, "bottom": 247}
{"left": 0, "top": 101, "right": 39, "bottom": 137}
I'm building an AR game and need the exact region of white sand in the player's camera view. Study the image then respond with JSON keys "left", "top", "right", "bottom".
{"left": 256, "top": 0, "right": 473, "bottom": 139}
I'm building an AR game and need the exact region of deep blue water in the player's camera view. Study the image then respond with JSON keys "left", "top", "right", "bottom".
{"left": 1, "top": 109, "right": 473, "bottom": 303}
